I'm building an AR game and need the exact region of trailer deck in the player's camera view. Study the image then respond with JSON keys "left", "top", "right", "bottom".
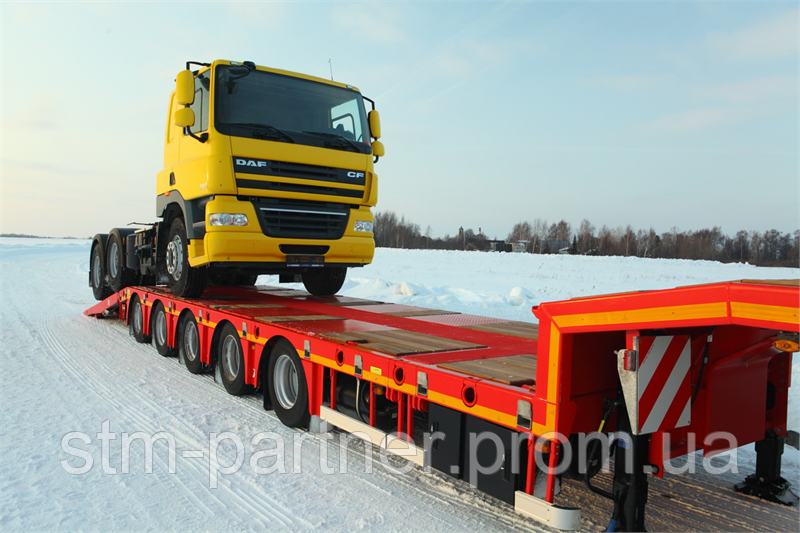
{"left": 85, "top": 279, "right": 799, "bottom": 531}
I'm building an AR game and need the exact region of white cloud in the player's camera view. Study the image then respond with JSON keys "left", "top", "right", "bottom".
{"left": 589, "top": 74, "right": 669, "bottom": 92}
{"left": 698, "top": 76, "right": 798, "bottom": 104}
{"left": 707, "top": 8, "right": 799, "bottom": 61}
{"left": 331, "top": 7, "right": 408, "bottom": 45}
{"left": 643, "top": 107, "right": 750, "bottom": 135}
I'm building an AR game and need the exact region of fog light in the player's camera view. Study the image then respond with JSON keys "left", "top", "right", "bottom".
{"left": 209, "top": 213, "right": 248, "bottom": 226}
{"left": 354, "top": 220, "right": 373, "bottom": 233}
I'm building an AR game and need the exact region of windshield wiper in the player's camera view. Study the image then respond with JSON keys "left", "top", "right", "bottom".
{"left": 226, "top": 123, "right": 294, "bottom": 143}
{"left": 302, "top": 131, "right": 362, "bottom": 153}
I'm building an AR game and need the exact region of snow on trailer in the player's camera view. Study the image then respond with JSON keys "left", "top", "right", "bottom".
{"left": 85, "top": 279, "right": 800, "bottom": 531}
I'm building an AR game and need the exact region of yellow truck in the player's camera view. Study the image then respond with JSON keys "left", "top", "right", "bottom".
{"left": 89, "top": 59, "right": 384, "bottom": 299}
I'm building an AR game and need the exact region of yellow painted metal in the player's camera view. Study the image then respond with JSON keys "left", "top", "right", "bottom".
{"left": 157, "top": 59, "right": 378, "bottom": 269}
{"left": 553, "top": 302, "right": 729, "bottom": 330}
{"left": 730, "top": 302, "right": 799, "bottom": 328}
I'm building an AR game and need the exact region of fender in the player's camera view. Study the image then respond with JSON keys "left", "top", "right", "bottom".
{"left": 156, "top": 190, "right": 212, "bottom": 240}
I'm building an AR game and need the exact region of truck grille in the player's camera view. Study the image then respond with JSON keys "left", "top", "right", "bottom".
{"left": 250, "top": 198, "right": 349, "bottom": 240}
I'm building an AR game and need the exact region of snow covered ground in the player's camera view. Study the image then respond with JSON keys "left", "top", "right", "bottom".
{"left": 1, "top": 237, "right": 798, "bottom": 532}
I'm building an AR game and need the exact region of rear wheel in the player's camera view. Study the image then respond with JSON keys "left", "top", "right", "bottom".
{"left": 216, "top": 323, "right": 252, "bottom": 396}
{"left": 107, "top": 233, "right": 137, "bottom": 293}
{"left": 151, "top": 301, "right": 177, "bottom": 357}
{"left": 301, "top": 267, "right": 346, "bottom": 296}
{"left": 165, "top": 218, "right": 207, "bottom": 298}
{"left": 268, "top": 339, "right": 309, "bottom": 428}
{"left": 129, "top": 294, "right": 150, "bottom": 343}
{"left": 90, "top": 243, "right": 112, "bottom": 300}
{"left": 178, "top": 313, "right": 204, "bottom": 374}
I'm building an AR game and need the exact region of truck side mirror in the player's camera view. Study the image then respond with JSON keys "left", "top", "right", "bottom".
{"left": 368, "top": 110, "right": 381, "bottom": 139}
{"left": 174, "top": 108, "right": 195, "bottom": 128}
{"left": 176, "top": 70, "right": 195, "bottom": 106}
{"left": 371, "top": 140, "right": 385, "bottom": 157}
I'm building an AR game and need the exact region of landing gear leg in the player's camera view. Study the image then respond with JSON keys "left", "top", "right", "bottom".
{"left": 734, "top": 430, "right": 799, "bottom": 506}
{"left": 610, "top": 403, "right": 650, "bottom": 532}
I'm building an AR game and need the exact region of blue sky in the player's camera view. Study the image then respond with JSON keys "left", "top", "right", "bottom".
{"left": 1, "top": 1, "right": 797, "bottom": 239}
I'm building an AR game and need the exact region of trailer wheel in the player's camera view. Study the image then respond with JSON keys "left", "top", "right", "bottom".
{"left": 301, "top": 267, "right": 346, "bottom": 296}
{"left": 165, "top": 218, "right": 207, "bottom": 298}
{"left": 217, "top": 322, "right": 252, "bottom": 396}
{"left": 151, "top": 302, "right": 177, "bottom": 357}
{"left": 129, "top": 295, "right": 151, "bottom": 343}
{"left": 178, "top": 313, "right": 204, "bottom": 374}
{"left": 107, "top": 233, "right": 137, "bottom": 293}
{"left": 268, "top": 339, "right": 309, "bottom": 428}
{"left": 90, "top": 243, "right": 112, "bottom": 301}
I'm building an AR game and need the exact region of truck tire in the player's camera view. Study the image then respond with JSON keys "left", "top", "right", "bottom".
{"left": 129, "top": 294, "right": 151, "bottom": 343}
{"left": 165, "top": 218, "right": 207, "bottom": 298}
{"left": 216, "top": 322, "right": 252, "bottom": 396}
{"left": 107, "top": 233, "right": 138, "bottom": 294}
{"left": 301, "top": 267, "right": 346, "bottom": 296}
{"left": 151, "top": 301, "right": 177, "bottom": 357}
{"left": 267, "top": 339, "right": 309, "bottom": 428}
{"left": 178, "top": 313, "right": 204, "bottom": 374}
{"left": 90, "top": 243, "right": 112, "bottom": 300}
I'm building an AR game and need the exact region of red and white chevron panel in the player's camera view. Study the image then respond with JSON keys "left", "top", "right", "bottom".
{"left": 636, "top": 335, "right": 692, "bottom": 435}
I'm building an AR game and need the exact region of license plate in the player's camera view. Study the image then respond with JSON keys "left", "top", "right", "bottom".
{"left": 286, "top": 255, "right": 325, "bottom": 267}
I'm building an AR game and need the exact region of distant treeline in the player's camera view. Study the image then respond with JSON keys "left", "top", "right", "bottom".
{"left": 373, "top": 211, "right": 800, "bottom": 267}
{"left": 0, "top": 233, "right": 84, "bottom": 239}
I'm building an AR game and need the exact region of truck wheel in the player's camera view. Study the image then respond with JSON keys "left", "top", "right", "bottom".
{"left": 178, "top": 313, "right": 204, "bottom": 374}
{"left": 165, "top": 218, "right": 207, "bottom": 298}
{"left": 217, "top": 322, "right": 252, "bottom": 396}
{"left": 301, "top": 267, "right": 346, "bottom": 296}
{"left": 90, "top": 243, "right": 112, "bottom": 300}
{"left": 151, "top": 301, "right": 177, "bottom": 357}
{"left": 107, "top": 233, "right": 137, "bottom": 293}
{"left": 267, "top": 339, "right": 309, "bottom": 428}
{"left": 129, "top": 294, "right": 151, "bottom": 343}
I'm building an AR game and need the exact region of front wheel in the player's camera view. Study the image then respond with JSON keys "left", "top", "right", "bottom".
{"left": 165, "top": 218, "right": 207, "bottom": 298}
{"left": 301, "top": 267, "right": 346, "bottom": 296}
{"left": 267, "top": 339, "right": 309, "bottom": 428}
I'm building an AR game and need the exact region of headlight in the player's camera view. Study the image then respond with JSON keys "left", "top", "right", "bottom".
{"left": 209, "top": 213, "right": 248, "bottom": 226}
{"left": 354, "top": 220, "right": 373, "bottom": 233}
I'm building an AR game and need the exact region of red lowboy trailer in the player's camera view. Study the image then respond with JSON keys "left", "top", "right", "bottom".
{"left": 85, "top": 279, "right": 799, "bottom": 531}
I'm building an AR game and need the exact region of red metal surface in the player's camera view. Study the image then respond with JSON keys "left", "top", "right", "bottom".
{"left": 85, "top": 279, "right": 798, "bottom": 499}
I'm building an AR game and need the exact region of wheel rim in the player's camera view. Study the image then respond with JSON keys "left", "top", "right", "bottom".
{"left": 132, "top": 299, "right": 142, "bottom": 334}
{"left": 166, "top": 235, "right": 183, "bottom": 280}
{"left": 92, "top": 252, "right": 102, "bottom": 288}
{"left": 184, "top": 321, "right": 199, "bottom": 362}
{"left": 221, "top": 335, "right": 241, "bottom": 381}
{"left": 108, "top": 241, "right": 119, "bottom": 280}
{"left": 155, "top": 309, "right": 167, "bottom": 346}
{"left": 274, "top": 353, "right": 299, "bottom": 410}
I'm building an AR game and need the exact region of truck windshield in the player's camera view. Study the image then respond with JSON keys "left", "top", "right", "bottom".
{"left": 215, "top": 65, "right": 371, "bottom": 154}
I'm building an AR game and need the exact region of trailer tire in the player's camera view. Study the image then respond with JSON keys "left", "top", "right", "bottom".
{"left": 301, "top": 267, "right": 346, "bottom": 296}
{"left": 107, "top": 233, "right": 137, "bottom": 294}
{"left": 268, "top": 339, "right": 309, "bottom": 428}
{"left": 217, "top": 322, "right": 252, "bottom": 396}
{"left": 178, "top": 313, "right": 205, "bottom": 374}
{"left": 151, "top": 301, "right": 177, "bottom": 357}
{"left": 90, "top": 243, "right": 112, "bottom": 301}
{"left": 166, "top": 218, "right": 207, "bottom": 298}
{"left": 129, "top": 295, "right": 151, "bottom": 343}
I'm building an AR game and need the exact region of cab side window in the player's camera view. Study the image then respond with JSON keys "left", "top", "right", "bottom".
{"left": 189, "top": 72, "right": 209, "bottom": 134}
